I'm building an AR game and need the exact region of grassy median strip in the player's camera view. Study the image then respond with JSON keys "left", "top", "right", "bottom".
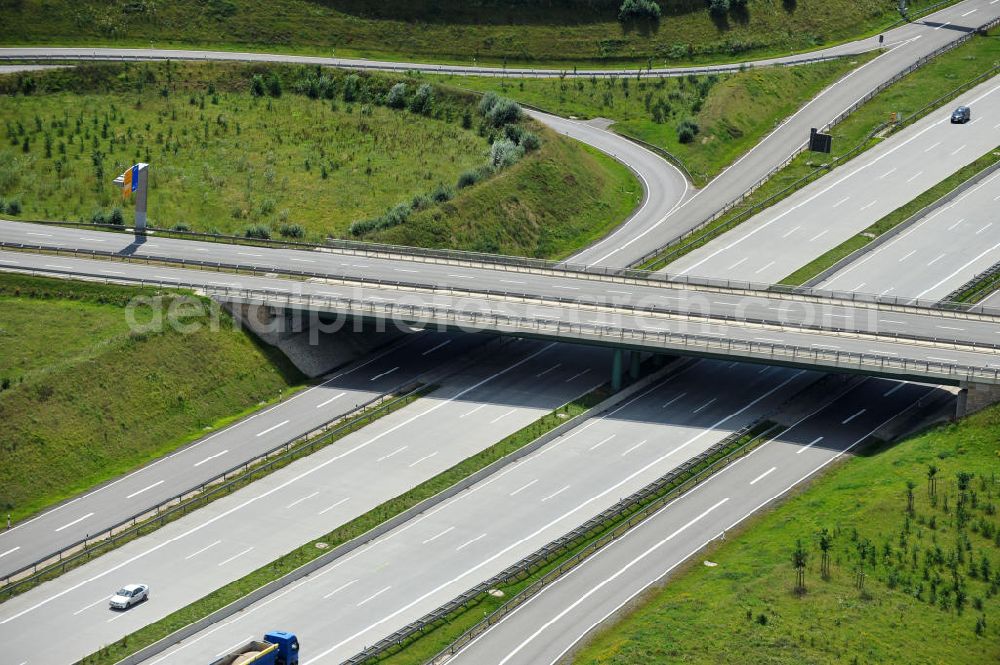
{"left": 638, "top": 26, "right": 1000, "bottom": 271}
{"left": 950, "top": 269, "right": 1000, "bottom": 304}
{"left": 354, "top": 421, "right": 781, "bottom": 665}
{"left": 79, "top": 384, "right": 611, "bottom": 664}
{"left": 779, "top": 146, "right": 1000, "bottom": 286}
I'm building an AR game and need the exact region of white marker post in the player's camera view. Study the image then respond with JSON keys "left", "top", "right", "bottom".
{"left": 113, "top": 163, "right": 149, "bottom": 231}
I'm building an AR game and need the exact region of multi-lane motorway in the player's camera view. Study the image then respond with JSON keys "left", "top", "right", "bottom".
{"left": 0, "top": 340, "right": 612, "bottom": 664}
{"left": 90, "top": 361, "right": 817, "bottom": 665}
{"left": 0, "top": 331, "right": 492, "bottom": 578}
{"left": 443, "top": 376, "right": 948, "bottom": 665}
{"left": 669, "top": 74, "right": 1000, "bottom": 283}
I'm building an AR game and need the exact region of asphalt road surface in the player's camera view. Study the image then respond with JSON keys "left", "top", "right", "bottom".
{"left": 669, "top": 74, "right": 1000, "bottom": 283}
{"left": 0, "top": 340, "right": 611, "bottom": 665}
{"left": 445, "top": 378, "right": 947, "bottom": 665}
{"left": 109, "top": 361, "right": 819, "bottom": 665}
{"left": 819, "top": 166, "right": 1000, "bottom": 301}
{"left": 4, "top": 250, "right": 1000, "bottom": 386}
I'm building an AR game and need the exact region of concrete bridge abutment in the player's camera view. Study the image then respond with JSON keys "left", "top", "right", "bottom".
{"left": 955, "top": 382, "right": 1000, "bottom": 419}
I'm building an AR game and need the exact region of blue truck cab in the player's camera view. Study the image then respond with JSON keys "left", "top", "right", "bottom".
{"left": 210, "top": 631, "right": 299, "bottom": 665}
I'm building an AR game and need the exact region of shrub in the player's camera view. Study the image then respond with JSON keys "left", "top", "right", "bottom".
{"left": 90, "top": 209, "right": 107, "bottom": 224}
{"left": 386, "top": 82, "right": 408, "bottom": 109}
{"left": 488, "top": 98, "right": 522, "bottom": 127}
{"left": 709, "top": 0, "right": 729, "bottom": 17}
{"left": 461, "top": 110, "right": 473, "bottom": 129}
{"left": 244, "top": 224, "right": 271, "bottom": 239}
{"left": 520, "top": 131, "right": 541, "bottom": 152}
{"left": 479, "top": 91, "right": 500, "bottom": 117}
{"left": 108, "top": 207, "right": 124, "bottom": 225}
{"left": 503, "top": 124, "right": 524, "bottom": 144}
{"left": 171, "top": 223, "right": 191, "bottom": 232}
{"left": 343, "top": 74, "right": 361, "bottom": 102}
{"left": 265, "top": 73, "right": 283, "bottom": 98}
{"left": 490, "top": 138, "right": 524, "bottom": 170}
{"left": 457, "top": 169, "right": 481, "bottom": 189}
{"left": 250, "top": 74, "right": 265, "bottom": 97}
{"left": 677, "top": 118, "right": 700, "bottom": 143}
{"left": 410, "top": 83, "right": 434, "bottom": 115}
{"left": 619, "top": 0, "right": 661, "bottom": 22}
{"left": 5, "top": 198, "right": 21, "bottom": 215}
{"left": 278, "top": 223, "right": 305, "bottom": 239}
{"left": 349, "top": 202, "right": 413, "bottom": 236}
{"left": 430, "top": 184, "right": 454, "bottom": 202}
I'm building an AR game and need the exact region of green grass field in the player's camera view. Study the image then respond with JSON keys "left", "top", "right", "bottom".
{"left": 0, "top": 0, "right": 950, "bottom": 67}
{"left": 574, "top": 404, "right": 1000, "bottom": 665}
{"left": 0, "top": 272, "right": 304, "bottom": 521}
{"left": 430, "top": 55, "right": 866, "bottom": 185}
{"left": 0, "top": 61, "right": 640, "bottom": 257}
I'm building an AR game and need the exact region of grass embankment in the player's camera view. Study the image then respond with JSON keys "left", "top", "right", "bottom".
{"left": 81, "top": 386, "right": 610, "bottom": 664}
{"left": 431, "top": 55, "right": 867, "bottom": 185}
{"left": 0, "top": 272, "right": 304, "bottom": 522}
{"left": 640, "top": 26, "right": 1000, "bottom": 270}
{"left": 0, "top": 61, "right": 640, "bottom": 258}
{"left": 574, "top": 405, "right": 1000, "bottom": 665}
{"left": 781, "top": 146, "right": 1000, "bottom": 286}
{"left": 0, "top": 0, "right": 950, "bottom": 67}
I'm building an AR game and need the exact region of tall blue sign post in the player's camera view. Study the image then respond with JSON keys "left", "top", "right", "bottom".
{"left": 113, "top": 163, "right": 149, "bottom": 231}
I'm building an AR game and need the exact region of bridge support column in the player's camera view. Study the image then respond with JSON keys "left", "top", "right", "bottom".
{"left": 955, "top": 382, "right": 1000, "bottom": 419}
{"left": 611, "top": 349, "right": 624, "bottom": 392}
{"left": 628, "top": 351, "right": 641, "bottom": 381}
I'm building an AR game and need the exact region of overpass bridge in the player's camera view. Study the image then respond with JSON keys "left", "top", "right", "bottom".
{"left": 1, "top": 222, "right": 999, "bottom": 393}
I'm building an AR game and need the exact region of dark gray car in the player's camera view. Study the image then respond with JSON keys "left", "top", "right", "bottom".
{"left": 951, "top": 106, "right": 971, "bottom": 123}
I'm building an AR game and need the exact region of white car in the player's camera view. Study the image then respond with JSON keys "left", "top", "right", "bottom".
{"left": 109, "top": 583, "right": 149, "bottom": 610}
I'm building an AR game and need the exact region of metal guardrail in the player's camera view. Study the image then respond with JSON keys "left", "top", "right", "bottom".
{"left": 5, "top": 239, "right": 1000, "bottom": 330}
{"left": 0, "top": 383, "right": 429, "bottom": 597}
{"left": 945, "top": 261, "right": 1000, "bottom": 304}
{"left": 342, "top": 419, "right": 782, "bottom": 665}
{"left": 7, "top": 244, "right": 1000, "bottom": 362}
{"left": 630, "top": 15, "right": 1000, "bottom": 271}
{"left": 7, "top": 217, "right": 1000, "bottom": 317}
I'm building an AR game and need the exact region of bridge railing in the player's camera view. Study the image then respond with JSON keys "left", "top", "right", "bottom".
{"left": 4, "top": 240, "right": 1000, "bottom": 331}
{"left": 6, "top": 245, "right": 1000, "bottom": 355}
